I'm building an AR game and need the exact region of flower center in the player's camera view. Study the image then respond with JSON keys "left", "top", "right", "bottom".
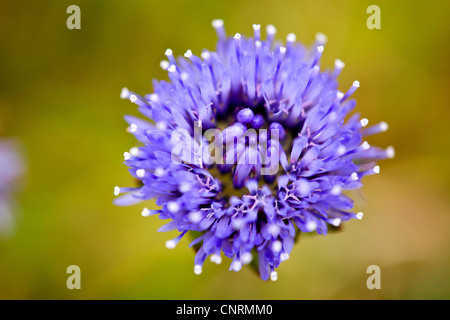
{"left": 200, "top": 102, "right": 297, "bottom": 196}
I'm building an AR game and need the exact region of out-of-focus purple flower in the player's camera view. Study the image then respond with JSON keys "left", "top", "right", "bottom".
{"left": 0, "top": 139, "right": 25, "bottom": 236}
{"left": 115, "top": 21, "right": 394, "bottom": 280}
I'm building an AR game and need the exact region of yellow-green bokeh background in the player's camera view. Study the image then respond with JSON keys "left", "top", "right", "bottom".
{"left": 1, "top": 0, "right": 449, "bottom": 299}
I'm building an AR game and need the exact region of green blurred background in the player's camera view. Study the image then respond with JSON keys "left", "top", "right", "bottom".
{"left": 0, "top": 0, "right": 449, "bottom": 299}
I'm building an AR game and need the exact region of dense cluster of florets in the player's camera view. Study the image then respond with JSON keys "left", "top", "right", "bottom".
{"left": 115, "top": 21, "right": 393, "bottom": 280}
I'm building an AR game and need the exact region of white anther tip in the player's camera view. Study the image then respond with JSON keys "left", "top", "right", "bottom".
{"left": 180, "top": 73, "right": 189, "bottom": 82}
{"left": 234, "top": 33, "right": 241, "bottom": 40}
{"left": 287, "top": 33, "right": 296, "bottom": 42}
{"left": 129, "top": 123, "right": 138, "bottom": 133}
{"left": 210, "top": 254, "right": 222, "bottom": 265}
{"left": 353, "top": 80, "right": 360, "bottom": 88}
{"left": 335, "top": 59, "right": 345, "bottom": 69}
{"left": 231, "top": 261, "right": 242, "bottom": 272}
{"left": 194, "top": 265, "right": 202, "bottom": 275}
{"left": 361, "top": 141, "right": 370, "bottom": 150}
{"left": 120, "top": 87, "right": 129, "bottom": 99}
{"left": 114, "top": 186, "right": 120, "bottom": 196}
{"left": 160, "top": 60, "right": 169, "bottom": 70}
{"left": 317, "top": 45, "right": 324, "bottom": 53}
{"left": 211, "top": 19, "right": 224, "bottom": 28}
{"left": 130, "top": 147, "right": 140, "bottom": 157}
{"left": 184, "top": 49, "right": 193, "bottom": 58}
{"left": 165, "top": 48, "right": 173, "bottom": 56}
{"left": 360, "top": 118, "right": 369, "bottom": 127}
{"left": 241, "top": 252, "right": 253, "bottom": 265}
{"left": 201, "top": 51, "right": 211, "bottom": 60}
{"left": 280, "top": 253, "right": 290, "bottom": 262}
{"left": 373, "top": 165, "right": 380, "bottom": 174}
{"left": 279, "top": 46, "right": 286, "bottom": 54}
{"left": 136, "top": 169, "right": 145, "bottom": 178}
{"left": 315, "top": 32, "right": 328, "bottom": 44}
{"left": 272, "top": 240, "right": 282, "bottom": 253}
{"left": 178, "top": 182, "right": 191, "bottom": 193}
{"left": 270, "top": 271, "right": 278, "bottom": 281}
{"left": 351, "top": 172, "right": 359, "bottom": 181}
{"left": 380, "top": 121, "right": 389, "bottom": 132}
{"left": 356, "top": 212, "right": 364, "bottom": 220}
{"left": 123, "top": 152, "right": 131, "bottom": 161}
{"left": 268, "top": 224, "right": 280, "bottom": 236}
{"left": 165, "top": 240, "right": 176, "bottom": 249}
{"left": 253, "top": 24, "right": 261, "bottom": 31}
{"left": 306, "top": 221, "right": 317, "bottom": 232}
{"left": 148, "top": 93, "right": 159, "bottom": 103}
{"left": 168, "top": 65, "right": 176, "bottom": 73}
{"left": 337, "top": 146, "right": 346, "bottom": 156}
{"left": 330, "top": 186, "right": 342, "bottom": 196}
{"left": 130, "top": 95, "right": 137, "bottom": 103}
{"left": 330, "top": 218, "right": 341, "bottom": 227}
{"left": 156, "top": 121, "right": 167, "bottom": 130}
{"left": 386, "top": 146, "right": 395, "bottom": 158}
{"left": 266, "top": 24, "right": 276, "bottom": 35}
{"left": 188, "top": 211, "right": 202, "bottom": 223}
{"left": 167, "top": 201, "right": 179, "bottom": 213}
{"left": 141, "top": 208, "right": 151, "bottom": 217}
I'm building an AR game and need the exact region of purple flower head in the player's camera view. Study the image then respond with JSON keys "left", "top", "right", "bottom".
{"left": 115, "top": 21, "right": 394, "bottom": 281}
{"left": 0, "top": 139, "right": 25, "bottom": 236}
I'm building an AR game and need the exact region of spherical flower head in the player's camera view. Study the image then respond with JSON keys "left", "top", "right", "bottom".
{"left": 115, "top": 21, "right": 393, "bottom": 281}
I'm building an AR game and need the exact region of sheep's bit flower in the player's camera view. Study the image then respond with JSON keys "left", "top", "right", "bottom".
{"left": 115, "top": 21, "right": 394, "bottom": 281}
